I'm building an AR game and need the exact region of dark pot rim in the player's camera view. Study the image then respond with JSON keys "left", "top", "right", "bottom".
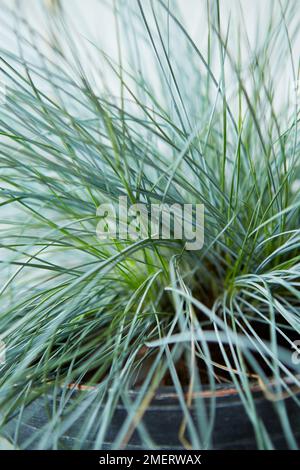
{"left": 66, "top": 374, "right": 300, "bottom": 403}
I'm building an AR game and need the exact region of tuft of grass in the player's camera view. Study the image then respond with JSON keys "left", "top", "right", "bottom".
{"left": 0, "top": 0, "right": 299, "bottom": 449}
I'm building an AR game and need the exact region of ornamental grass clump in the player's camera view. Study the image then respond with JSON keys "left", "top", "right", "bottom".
{"left": 0, "top": 0, "right": 299, "bottom": 449}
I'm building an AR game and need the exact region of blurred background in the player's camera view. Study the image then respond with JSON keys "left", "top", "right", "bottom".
{"left": 0, "top": 0, "right": 299, "bottom": 110}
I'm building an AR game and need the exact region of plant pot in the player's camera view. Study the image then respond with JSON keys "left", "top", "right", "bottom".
{"left": 4, "top": 383, "right": 300, "bottom": 449}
